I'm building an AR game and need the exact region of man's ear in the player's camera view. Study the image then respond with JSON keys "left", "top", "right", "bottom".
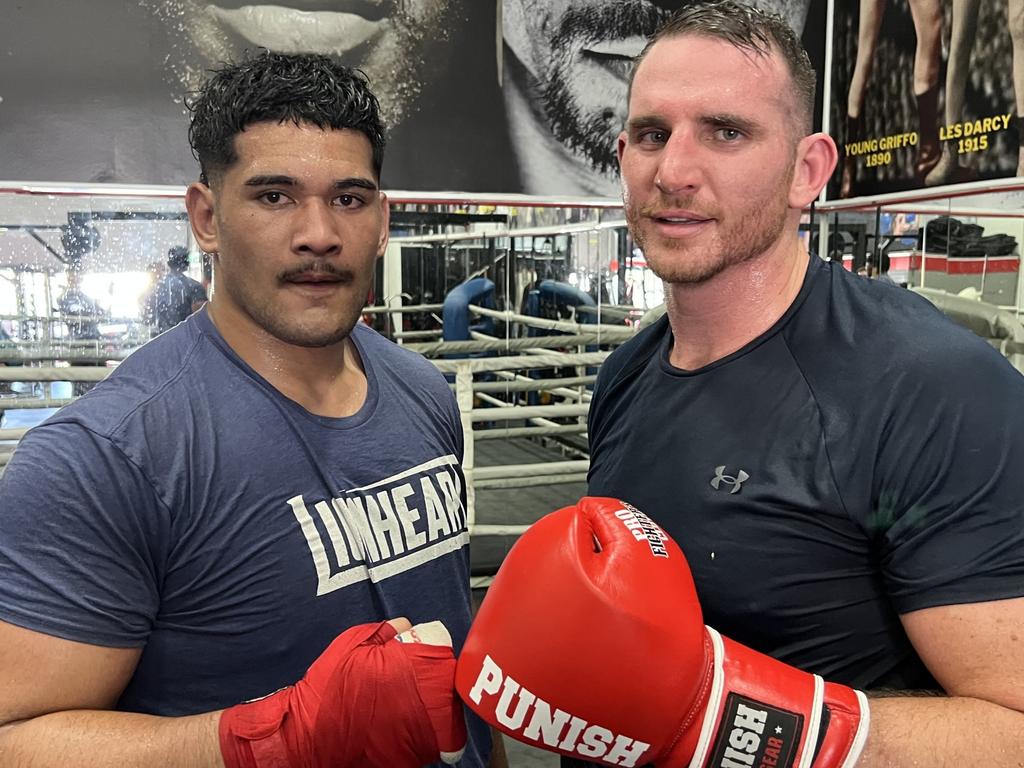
{"left": 616, "top": 130, "right": 628, "bottom": 167}
{"left": 377, "top": 191, "right": 390, "bottom": 257}
{"left": 185, "top": 182, "right": 219, "bottom": 255}
{"left": 789, "top": 132, "right": 838, "bottom": 209}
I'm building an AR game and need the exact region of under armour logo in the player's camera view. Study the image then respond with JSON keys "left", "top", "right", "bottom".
{"left": 710, "top": 465, "right": 749, "bottom": 494}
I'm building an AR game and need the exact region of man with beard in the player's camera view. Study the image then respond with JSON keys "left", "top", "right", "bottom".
{"left": 0, "top": 52, "right": 504, "bottom": 767}
{"left": 501, "top": 0, "right": 812, "bottom": 196}
{"left": 570, "top": 2, "right": 1024, "bottom": 766}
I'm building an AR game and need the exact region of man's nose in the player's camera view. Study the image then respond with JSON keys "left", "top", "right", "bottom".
{"left": 654, "top": 131, "right": 704, "bottom": 195}
{"left": 292, "top": 199, "right": 342, "bottom": 256}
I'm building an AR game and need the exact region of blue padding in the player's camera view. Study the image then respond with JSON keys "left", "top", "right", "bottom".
{"left": 443, "top": 277, "right": 496, "bottom": 343}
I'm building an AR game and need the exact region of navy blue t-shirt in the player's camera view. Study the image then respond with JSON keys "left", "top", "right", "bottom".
{"left": 0, "top": 309, "right": 490, "bottom": 766}
{"left": 588, "top": 255, "right": 1024, "bottom": 691}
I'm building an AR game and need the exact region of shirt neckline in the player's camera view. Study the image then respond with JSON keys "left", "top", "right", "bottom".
{"left": 193, "top": 308, "right": 380, "bottom": 430}
{"left": 657, "top": 253, "right": 821, "bottom": 377}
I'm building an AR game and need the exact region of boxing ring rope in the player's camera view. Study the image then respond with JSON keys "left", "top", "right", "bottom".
{"left": 470, "top": 375, "right": 596, "bottom": 393}
{"left": 472, "top": 423, "right": 588, "bottom": 441}
{"left": 360, "top": 303, "right": 444, "bottom": 314}
{"left": 0, "top": 340, "right": 138, "bottom": 363}
{"left": 0, "top": 367, "right": 112, "bottom": 381}
{"left": 407, "top": 333, "right": 625, "bottom": 356}
{"left": 430, "top": 352, "right": 614, "bottom": 542}
{"left": 391, "top": 329, "right": 444, "bottom": 340}
{"left": 466, "top": 304, "right": 635, "bottom": 338}
{"left": 469, "top": 402, "right": 589, "bottom": 422}
{"left": 486, "top": 371, "right": 592, "bottom": 402}
{"left": 0, "top": 398, "right": 75, "bottom": 410}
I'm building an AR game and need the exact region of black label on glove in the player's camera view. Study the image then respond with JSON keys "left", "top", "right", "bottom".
{"left": 707, "top": 692, "right": 802, "bottom": 768}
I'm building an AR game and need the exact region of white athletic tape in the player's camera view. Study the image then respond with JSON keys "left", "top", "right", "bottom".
{"left": 396, "top": 620, "right": 465, "bottom": 765}
{"left": 440, "top": 748, "right": 466, "bottom": 765}
{"left": 396, "top": 620, "right": 453, "bottom": 648}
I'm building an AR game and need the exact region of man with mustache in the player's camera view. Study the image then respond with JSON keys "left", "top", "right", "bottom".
{"left": 514, "top": 2, "right": 1023, "bottom": 765}
{"left": 501, "top": 0, "right": 812, "bottom": 196}
{"left": 0, "top": 51, "right": 503, "bottom": 767}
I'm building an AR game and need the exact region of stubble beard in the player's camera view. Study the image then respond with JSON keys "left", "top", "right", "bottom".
{"left": 223, "top": 272, "right": 369, "bottom": 349}
{"left": 254, "top": 303, "right": 363, "bottom": 348}
{"left": 627, "top": 195, "right": 790, "bottom": 285}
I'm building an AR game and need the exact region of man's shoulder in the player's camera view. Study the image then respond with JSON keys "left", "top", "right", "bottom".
{"left": 789, "top": 261, "right": 1024, "bottom": 416}
{"left": 355, "top": 323, "right": 447, "bottom": 383}
{"left": 798, "top": 261, "right": 1000, "bottom": 373}
{"left": 45, "top": 321, "right": 210, "bottom": 437}
{"left": 596, "top": 315, "right": 667, "bottom": 392}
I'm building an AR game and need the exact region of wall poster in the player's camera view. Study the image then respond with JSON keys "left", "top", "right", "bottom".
{"left": 829, "top": 0, "right": 1022, "bottom": 200}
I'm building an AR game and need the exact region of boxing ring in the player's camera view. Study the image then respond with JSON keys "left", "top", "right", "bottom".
{"left": 3, "top": 180, "right": 1024, "bottom": 581}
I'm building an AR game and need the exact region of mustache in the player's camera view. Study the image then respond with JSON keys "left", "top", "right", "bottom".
{"left": 279, "top": 263, "right": 353, "bottom": 281}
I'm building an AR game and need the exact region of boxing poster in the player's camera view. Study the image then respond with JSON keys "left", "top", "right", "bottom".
{"left": 0, "top": 0, "right": 513, "bottom": 194}
{"left": 502, "top": 0, "right": 826, "bottom": 197}
{"left": 0, "top": 1, "right": 826, "bottom": 198}
{"left": 829, "top": 0, "right": 1022, "bottom": 200}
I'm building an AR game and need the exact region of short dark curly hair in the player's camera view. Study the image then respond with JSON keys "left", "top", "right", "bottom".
{"left": 187, "top": 51, "right": 386, "bottom": 185}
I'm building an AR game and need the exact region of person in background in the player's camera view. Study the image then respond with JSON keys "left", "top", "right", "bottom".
{"left": 141, "top": 245, "right": 208, "bottom": 334}
{"left": 56, "top": 266, "right": 107, "bottom": 341}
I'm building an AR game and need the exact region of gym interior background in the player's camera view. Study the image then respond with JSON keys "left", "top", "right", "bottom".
{"left": 2, "top": 2, "right": 1024, "bottom": 765}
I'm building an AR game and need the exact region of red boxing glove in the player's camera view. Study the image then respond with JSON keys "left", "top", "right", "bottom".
{"left": 456, "top": 497, "right": 869, "bottom": 768}
{"left": 220, "top": 620, "right": 467, "bottom": 768}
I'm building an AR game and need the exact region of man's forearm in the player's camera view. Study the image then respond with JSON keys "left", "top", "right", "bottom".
{"left": 861, "top": 696, "right": 1024, "bottom": 767}
{"left": 487, "top": 726, "right": 508, "bottom": 768}
{"left": 0, "top": 709, "right": 223, "bottom": 768}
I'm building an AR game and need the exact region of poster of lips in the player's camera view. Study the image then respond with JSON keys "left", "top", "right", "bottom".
{"left": 0, "top": 0, "right": 821, "bottom": 196}
{"left": 0, "top": 0, "right": 513, "bottom": 193}
{"left": 828, "top": 0, "right": 1022, "bottom": 201}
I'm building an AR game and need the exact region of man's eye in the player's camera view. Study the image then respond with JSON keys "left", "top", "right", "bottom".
{"left": 259, "top": 191, "right": 287, "bottom": 204}
{"left": 336, "top": 194, "right": 364, "bottom": 208}
{"left": 717, "top": 128, "right": 743, "bottom": 141}
{"left": 638, "top": 129, "right": 668, "bottom": 145}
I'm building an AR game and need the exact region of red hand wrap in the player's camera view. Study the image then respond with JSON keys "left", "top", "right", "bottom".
{"left": 220, "top": 621, "right": 466, "bottom": 768}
